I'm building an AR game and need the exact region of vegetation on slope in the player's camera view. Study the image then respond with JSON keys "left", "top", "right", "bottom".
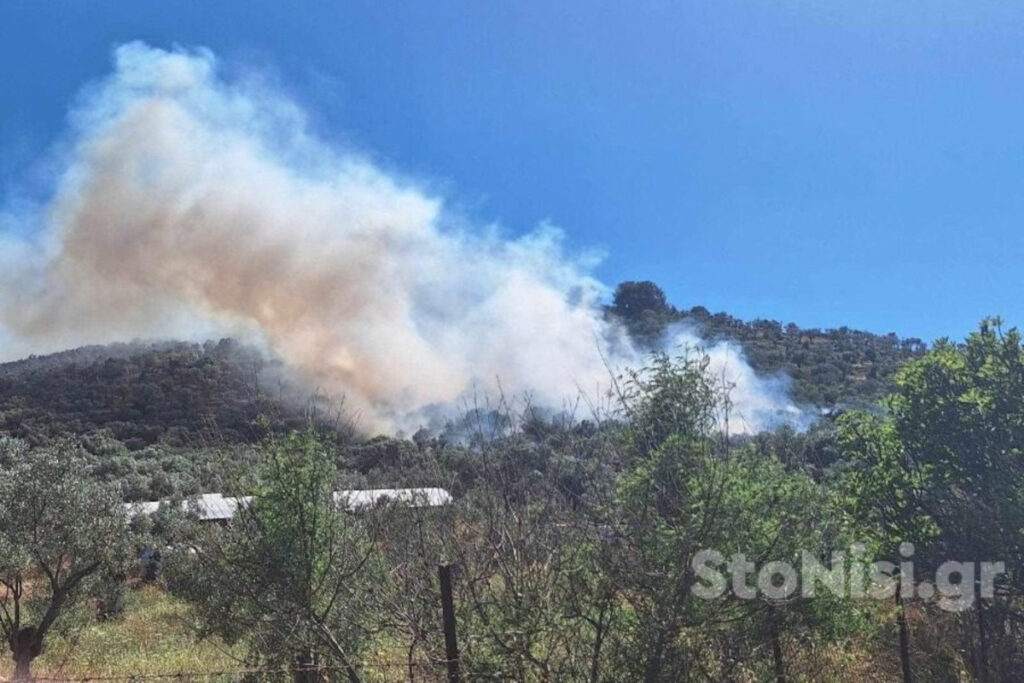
{"left": 608, "top": 280, "right": 927, "bottom": 406}
{"left": 3, "top": 320, "right": 1021, "bottom": 680}
{"left": 0, "top": 280, "right": 928, "bottom": 460}
{"left": 0, "top": 339, "right": 319, "bottom": 450}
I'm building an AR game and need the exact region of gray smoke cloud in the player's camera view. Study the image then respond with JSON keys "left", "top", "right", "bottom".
{"left": 0, "top": 42, "right": 803, "bottom": 433}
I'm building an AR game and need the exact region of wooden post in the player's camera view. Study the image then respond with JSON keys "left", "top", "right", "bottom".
{"left": 438, "top": 564, "right": 461, "bottom": 683}
{"left": 976, "top": 580, "right": 989, "bottom": 683}
{"left": 295, "top": 647, "right": 316, "bottom": 683}
{"left": 770, "top": 615, "right": 787, "bottom": 683}
{"left": 895, "top": 590, "right": 913, "bottom": 683}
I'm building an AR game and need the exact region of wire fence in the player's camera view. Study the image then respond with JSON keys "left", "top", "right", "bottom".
{"left": 0, "top": 660, "right": 510, "bottom": 683}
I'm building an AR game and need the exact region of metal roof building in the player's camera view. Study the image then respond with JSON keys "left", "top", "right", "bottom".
{"left": 125, "top": 487, "right": 453, "bottom": 522}
{"left": 338, "top": 487, "right": 453, "bottom": 511}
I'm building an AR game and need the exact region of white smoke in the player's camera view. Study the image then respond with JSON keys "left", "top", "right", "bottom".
{"left": 0, "top": 42, "right": 803, "bottom": 434}
{"left": 661, "top": 324, "right": 808, "bottom": 434}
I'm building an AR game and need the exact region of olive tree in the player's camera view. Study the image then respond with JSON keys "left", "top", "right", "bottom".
{"left": 453, "top": 467, "right": 618, "bottom": 682}
{"left": 166, "top": 430, "right": 381, "bottom": 681}
{"left": 839, "top": 319, "right": 1024, "bottom": 680}
{"left": 608, "top": 353, "right": 862, "bottom": 681}
{"left": 0, "top": 438, "right": 131, "bottom": 681}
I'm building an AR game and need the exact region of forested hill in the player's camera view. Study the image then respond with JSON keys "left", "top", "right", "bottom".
{"left": 0, "top": 282, "right": 928, "bottom": 449}
{"left": 0, "top": 339, "right": 313, "bottom": 448}
{"left": 607, "top": 281, "right": 928, "bottom": 406}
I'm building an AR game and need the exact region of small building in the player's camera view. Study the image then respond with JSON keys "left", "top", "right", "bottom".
{"left": 125, "top": 487, "right": 453, "bottom": 523}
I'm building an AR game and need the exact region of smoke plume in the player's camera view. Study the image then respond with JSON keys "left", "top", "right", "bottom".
{"left": 0, "top": 43, "right": 802, "bottom": 433}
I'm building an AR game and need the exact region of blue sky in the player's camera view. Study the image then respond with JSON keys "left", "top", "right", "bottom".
{"left": 2, "top": 1, "right": 1023, "bottom": 343}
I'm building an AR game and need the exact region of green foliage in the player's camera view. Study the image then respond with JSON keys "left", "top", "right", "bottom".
{"left": 0, "top": 439, "right": 132, "bottom": 678}
{"left": 836, "top": 319, "right": 1024, "bottom": 679}
{"left": 609, "top": 280, "right": 675, "bottom": 346}
{"left": 6, "top": 305, "right": 1022, "bottom": 680}
{"left": 888, "top": 320, "right": 1024, "bottom": 571}
{"left": 0, "top": 586, "right": 243, "bottom": 679}
{"left": 0, "top": 339, "right": 312, "bottom": 449}
{"left": 166, "top": 430, "right": 381, "bottom": 674}
{"left": 618, "top": 351, "right": 719, "bottom": 454}
{"left": 684, "top": 311, "right": 927, "bottom": 407}
{"left": 0, "top": 281, "right": 928, "bottom": 462}
{"left": 608, "top": 354, "right": 862, "bottom": 680}
{"left": 607, "top": 280, "right": 927, "bottom": 406}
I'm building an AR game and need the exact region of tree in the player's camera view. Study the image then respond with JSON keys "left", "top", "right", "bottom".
{"left": 167, "top": 430, "right": 381, "bottom": 680}
{"left": 454, "top": 466, "right": 618, "bottom": 681}
{"left": 835, "top": 411, "right": 937, "bottom": 683}
{"left": 610, "top": 353, "right": 862, "bottom": 681}
{"left": 885, "top": 320, "right": 1024, "bottom": 679}
{"left": 373, "top": 504, "right": 451, "bottom": 683}
{"left": 611, "top": 281, "right": 670, "bottom": 319}
{"left": 0, "top": 438, "right": 131, "bottom": 681}
{"left": 610, "top": 281, "right": 674, "bottom": 346}
{"left": 837, "top": 319, "right": 1024, "bottom": 680}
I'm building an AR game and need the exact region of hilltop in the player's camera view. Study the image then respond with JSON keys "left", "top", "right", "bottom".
{"left": 0, "top": 338, "right": 317, "bottom": 448}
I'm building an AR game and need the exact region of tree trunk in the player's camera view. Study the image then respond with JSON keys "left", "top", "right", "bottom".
{"left": 642, "top": 629, "right": 667, "bottom": 683}
{"left": 895, "top": 590, "right": 912, "bottom": 683}
{"left": 12, "top": 652, "right": 32, "bottom": 683}
{"left": 588, "top": 608, "right": 609, "bottom": 683}
{"left": 11, "top": 626, "right": 42, "bottom": 682}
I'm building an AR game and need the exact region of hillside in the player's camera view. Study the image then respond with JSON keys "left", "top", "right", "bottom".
{"left": 0, "top": 338, "right": 313, "bottom": 448}
{"left": 0, "top": 282, "right": 928, "bottom": 449}
{"left": 608, "top": 281, "right": 927, "bottom": 406}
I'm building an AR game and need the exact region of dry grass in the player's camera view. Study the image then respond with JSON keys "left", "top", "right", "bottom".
{"left": 0, "top": 585, "right": 243, "bottom": 678}
{"left": 0, "top": 584, "right": 968, "bottom": 682}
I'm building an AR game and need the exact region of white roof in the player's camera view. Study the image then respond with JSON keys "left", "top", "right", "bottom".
{"left": 335, "top": 487, "right": 453, "bottom": 510}
{"left": 126, "top": 487, "right": 452, "bottom": 521}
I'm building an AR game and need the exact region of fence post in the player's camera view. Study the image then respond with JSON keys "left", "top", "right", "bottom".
{"left": 295, "top": 647, "right": 315, "bottom": 683}
{"left": 438, "top": 563, "right": 461, "bottom": 683}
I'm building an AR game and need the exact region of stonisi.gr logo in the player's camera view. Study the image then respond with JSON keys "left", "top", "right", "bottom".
{"left": 690, "top": 543, "right": 1005, "bottom": 612}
